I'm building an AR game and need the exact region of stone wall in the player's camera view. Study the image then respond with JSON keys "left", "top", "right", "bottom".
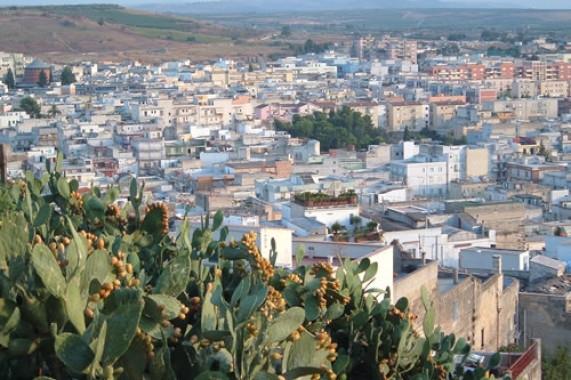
{"left": 394, "top": 263, "right": 520, "bottom": 351}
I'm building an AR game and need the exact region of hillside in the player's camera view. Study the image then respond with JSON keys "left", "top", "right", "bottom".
{"left": 0, "top": 4, "right": 285, "bottom": 63}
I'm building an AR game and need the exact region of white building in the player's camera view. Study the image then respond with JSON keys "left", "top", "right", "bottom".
{"left": 459, "top": 247, "right": 530, "bottom": 272}
{"left": 191, "top": 222, "right": 293, "bottom": 268}
{"left": 389, "top": 155, "right": 448, "bottom": 197}
{"left": 285, "top": 200, "right": 361, "bottom": 231}
{"left": 292, "top": 239, "right": 394, "bottom": 300}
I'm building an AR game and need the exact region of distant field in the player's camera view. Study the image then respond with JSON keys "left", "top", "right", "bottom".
{"left": 0, "top": 4, "right": 287, "bottom": 63}
{"left": 191, "top": 8, "right": 571, "bottom": 34}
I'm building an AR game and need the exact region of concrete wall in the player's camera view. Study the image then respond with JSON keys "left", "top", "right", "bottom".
{"left": 464, "top": 203, "right": 526, "bottom": 249}
{"left": 460, "top": 249, "right": 529, "bottom": 271}
{"left": 519, "top": 292, "right": 571, "bottom": 357}
{"left": 466, "top": 148, "right": 489, "bottom": 178}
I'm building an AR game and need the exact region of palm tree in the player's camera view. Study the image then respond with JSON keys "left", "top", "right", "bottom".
{"left": 331, "top": 221, "right": 343, "bottom": 235}
{"left": 47, "top": 105, "right": 61, "bottom": 118}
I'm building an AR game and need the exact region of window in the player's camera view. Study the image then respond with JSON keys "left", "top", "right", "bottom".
{"left": 481, "top": 328, "right": 485, "bottom": 348}
{"left": 453, "top": 300, "right": 458, "bottom": 322}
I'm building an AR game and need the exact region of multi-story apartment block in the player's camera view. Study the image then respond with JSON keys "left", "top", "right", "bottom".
{"left": 539, "top": 81, "right": 568, "bottom": 98}
{"left": 390, "top": 155, "right": 448, "bottom": 197}
{"left": 430, "top": 100, "right": 464, "bottom": 128}
{"left": 387, "top": 39, "right": 418, "bottom": 64}
{"left": 482, "top": 98, "right": 558, "bottom": 121}
{"left": 386, "top": 102, "right": 429, "bottom": 132}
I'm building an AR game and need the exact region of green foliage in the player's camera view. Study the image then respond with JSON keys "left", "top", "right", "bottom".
{"left": 37, "top": 70, "right": 49, "bottom": 88}
{"left": 19, "top": 96, "right": 41, "bottom": 118}
{"left": 408, "top": 127, "right": 467, "bottom": 146}
{"left": 0, "top": 158, "right": 508, "bottom": 380}
{"left": 543, "top": 346, "right": 570, "bottom": 380}
{"left": 274, "top": 106, "right": 385, "bottom": 151}
{"left": 280, "top": 25, "right": 292, "bottom": 37}
{"left": 3, "top": 68, "right": 15, "bottom": 89}
{"left": 47, "top": 105, "right": 61, "bottom": 118}
{"left": 291, "top": 39, "right": 331, "bottom": 55}
{"left": 447, "top": 33, "right": 467, "bottom": 41}
{"left": 60, "top": 67, "right": 76, "bottom": 85}
{"left": 403, "top": 126, "right": 411, "bottom": 141}
{"left": 437, "top": 42, "right": 460, "bottom": 56}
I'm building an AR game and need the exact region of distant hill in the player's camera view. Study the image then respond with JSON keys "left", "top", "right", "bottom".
{"left": 0, "top": 4, "right": 282, "bottom": 63}
{"left": 137, "top": 0, "right": 528, "bottom": 14}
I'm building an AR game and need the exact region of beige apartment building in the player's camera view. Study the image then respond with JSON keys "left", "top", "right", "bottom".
{"left": 539, "top": 81, "right": 569, "bottom": 97}
{"left": 430, "top": 101, "right": 464, "bottom": 128}
{"left": 386, "top": 102, "right": 429, "bottom": 132}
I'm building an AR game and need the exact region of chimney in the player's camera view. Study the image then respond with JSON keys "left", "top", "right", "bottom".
{"left": 421, "top": 251, "right": 426, "bottom": 265}
{"left": 493, "top": 255, "right": 502, "bottom": 275}
{"left": 453, "top": 268, "right": 459, "bottom": 284}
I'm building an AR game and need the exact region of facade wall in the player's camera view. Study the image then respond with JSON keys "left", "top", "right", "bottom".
{"left": 519, "top": 292, "right": 571, "bottom": 357}
{"left": 466, "top": 148, "right": 490, "bottom": 178}
{"left": 386, "top": 103, "right": 429, "bottom": 132}
{"left": 394, "top": 262, "right": 519, "bottom": 351}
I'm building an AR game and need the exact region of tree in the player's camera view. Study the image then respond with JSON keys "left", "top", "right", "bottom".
{"left": 98, "top": 17, "right": 105, "bottom": 26}
{"left": 60, "top": 66, "right": 76, "bottom": 85}
{"left": 3, "top": 67, "right": 15, "bottom": 89}
{"left": 274, "top": 107, "right": 385, "bottom": 151}
{"left": 351, "top": 215, "right": 362, "bottom": 229}
{"left": 331, "top": 221, "right": 343, "bottom": 235}
{"left": 19, "top": 96, "right": 41, "bottom": 118}
{"left": 280, "top": 25, "right": 292, "bottom": 38}
{"left": 47, "top": 105, "right": 61, "bottom": 118}
{"left": 37, "top": 70, "right": 48, "bottom": 88}
{"left": 367, "top": 220, "right": 378, "bottom": 232}
{"left": 543, "top": 346, "right": 570, "bottom": 380}
{"left": 403, "top": 126, "right": 412, "bottom": 141}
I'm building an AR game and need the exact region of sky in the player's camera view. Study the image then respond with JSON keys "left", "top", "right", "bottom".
{"left": 0, "top": 0, "right": 568, "bottom": 9}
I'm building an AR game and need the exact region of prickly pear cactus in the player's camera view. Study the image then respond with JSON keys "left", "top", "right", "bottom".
{"left": 0, "top": 153, "right": 509, "bottom": 380}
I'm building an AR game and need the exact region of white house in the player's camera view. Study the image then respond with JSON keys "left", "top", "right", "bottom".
{"left": 190, "top": 221, "right": 293, "bottom": 268}
{"left": 459, "top": 247, "right": 530, "bottom": 272}
{"left": 292, "top": 239, "right": 394, "bottom": 300}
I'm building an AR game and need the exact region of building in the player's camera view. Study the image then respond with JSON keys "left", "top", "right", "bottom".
{"left": 459, "top": 247, "right": 530, "bottom": 273}
{"left": 387, "top": 39, "right": 418, "bottom": 64}
{"left": 482, "top": 98, "right": 558, "bottom": 121}
{"left": 430, "top": 100, "right": 464, "bottom": 128}
{"left": 386, "top": 102, "right": 429, "bottom": 132}
{"left": 393, "top": 258, "right": 519, "bottom": 352}
{"left": 23, "top": 58, "right": 51, "bottom": 85}
{"left": 389, "top": 155, "right": 448, "bottom": 197}
{"left": 519, "top": 275, "right": 571, "bottom": 357}
{"left": 292, "top": 239, "right": 394, "bottom": 298}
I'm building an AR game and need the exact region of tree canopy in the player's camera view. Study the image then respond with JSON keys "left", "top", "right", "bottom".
{"left": 3, "top": 68, "right": 15, "bottom": 89}
{"left": 19, "top": 96, "right": 41, "bottom": 118}
{"left": 274, "top": 106, "right": 385, "bottom": 151}
{"left": 61, "top": 66, "right": 76, "bottom": 85}
{"left": 37, "top": 70, "right": 49, "bottom": 88}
